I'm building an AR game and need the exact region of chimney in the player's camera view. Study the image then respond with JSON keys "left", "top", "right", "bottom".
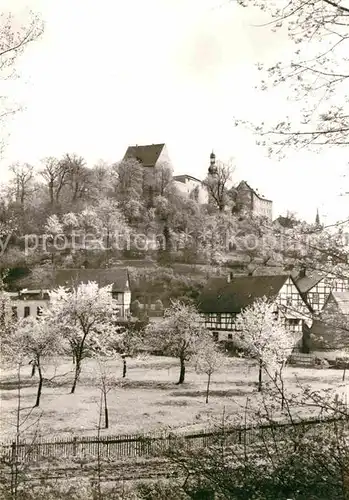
{"left": 299, "top": 266, "right": 306, "bottom": 279}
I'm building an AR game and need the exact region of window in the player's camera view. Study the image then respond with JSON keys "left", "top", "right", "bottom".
{"left": 228, "top": 333, "right": 233, "bottom": 340}
{"left": 212, "top": 332, "right": 219, "bottom": 341}
{"left": 312, "top": 293, "right": 319, "bottom": 304}
{"left": 288, "top": 319, "right": 299, "bottom": 326}
{"left": 286, "top": 297, "right": 292, "bottom": 306}
{"left": 37, "top": 306, "right": 43, "bottom": 317}
{"left": 24, "top": 306, "right": 30, "bottom": 318}
{"left": 12, "top": 306, "right": 18, "bottom": 319}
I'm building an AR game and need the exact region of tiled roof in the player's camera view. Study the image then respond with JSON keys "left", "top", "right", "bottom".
{"left": 25, "top": 268, "right": 129, "bottom": 292}
{"left": 329, "top": 291, "right": 349, "bottom": 315}
{"left": 295, "top": 272, "right": 324, "bottom": 293}
{"left": 173, "top": 174, "right": 202, "bottom": 184}
{"left": 198, "top": 275, "right": 289, "bottom": 313}
{"left": 237, "top": 180, "right": 272, "bottom": 203}
{"left": 123, "top": 144, "right": 165, "bottom": 168}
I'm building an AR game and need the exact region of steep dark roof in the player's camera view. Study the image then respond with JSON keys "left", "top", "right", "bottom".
{"left": 237, "top": 180, "right": 272, "bottom": 203}
{"left": 123, "top": 144, "right": 165, "bottom": 168}
{"left": 295, "top": 272, "right": 324, "bottom": 293}
{"left": 198, "top": 275, "right": 289, "bottom": 313}
{"left": 325, "top": 291, "right": 349, "bottom": 315}
{"left": 26, "top": 268, "right": 129, "bottom": 292}
{"left": 173, "top": 174, "right": 202, "bottom": 184}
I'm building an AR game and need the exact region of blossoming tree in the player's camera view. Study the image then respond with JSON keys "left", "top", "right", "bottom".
{"left": 46, "top": 281, "right": 120, "bottom": 393}
{"left": 235, "top": 297, "right": 296, "bottom": 392}
{"left": 144, "top": 301, "right": 212, "bottom": 384}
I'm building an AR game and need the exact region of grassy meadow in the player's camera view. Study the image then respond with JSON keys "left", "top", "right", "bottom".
{"left": 0, "top": 355, "right": 347, "bottom": 442}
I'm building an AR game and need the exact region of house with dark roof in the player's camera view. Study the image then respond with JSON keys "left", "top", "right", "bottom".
{"left": 198, "top": 274, "right": 311, "bottom": 343}
{"left": 123, "top": 143, "right": 172, "bottom": 169}
{"left": 309, "top": 291, "right": 349, "bottom": 352}
{"left": 10, "top": 268, "right": 131, "bottom": 319}
{"left": 294, "top": 268, "right": 349, "bottom": 314}
{"left": 233, "top": 180, "right": 273, "bottom": 220}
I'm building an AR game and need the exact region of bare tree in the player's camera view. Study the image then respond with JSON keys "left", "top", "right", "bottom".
{"left": 8, "top": 163, "right": 34, "bottom": 206}
{"left": 60, "top": 153, "right": 91, "bottom": 203}
{"left": 203, "top": 160, "right": 233, "bottom": 212}
{"left": 39, "top": 157, "right": 69, "bottom": 206}
{"left": 237, "top": 0, "right": 349, "bottom": 153}
{"left": 0, "top": 10, "right": 43, "bottom": 154}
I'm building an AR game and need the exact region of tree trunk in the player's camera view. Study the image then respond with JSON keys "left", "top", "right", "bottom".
{"left": 258, "top": 359, "right": 263, "bottom": 392}
{"left": 343, "top": 366, "right": 347, "bottom": 382}
{"left": 35, "top": 362, "right": 43, "bottom": 407}
{"left": 49, "top": 181, "right": 54, "bottom": 206}
{"left": 122, "top": 359, "right": 127, "bottom": 378}
{"left": 103, "top": 390, "right": 109, "bottom": 429}
{"left": 177, "top": 357, "right": 186, "bottom": 384}
{"left": 206, "top": 373, "right": 211, "bottom": 404}
{"left": 71, "top": 357, "right": 81, "bottom": 394}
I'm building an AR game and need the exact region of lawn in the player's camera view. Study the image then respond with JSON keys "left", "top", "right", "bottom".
{"left": 0, "top": 355, "right": 347, "bottom": 442}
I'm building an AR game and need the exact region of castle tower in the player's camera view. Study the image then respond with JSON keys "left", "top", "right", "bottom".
{"left": 208, "top": 150, "right": 217, "bottom": 176}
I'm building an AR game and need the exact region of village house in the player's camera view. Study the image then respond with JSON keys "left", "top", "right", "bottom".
{"left": 10, "top": 268, "right": 131, "bottom": 319}
{"left": 308, "top": 291, "right": 349, "bottom": 353}
{"left": 198, "top": 274, "right": 312, "bottom": 344}
{"left": 294, "top": 268, "right": 349, "bottom": 314}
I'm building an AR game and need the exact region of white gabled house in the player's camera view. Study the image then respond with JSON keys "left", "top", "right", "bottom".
{"left": 198, "top": 274, "right": 312, "bottom": 344}
{"left": 10, "top": 268, "right": 131, "bottom": 319}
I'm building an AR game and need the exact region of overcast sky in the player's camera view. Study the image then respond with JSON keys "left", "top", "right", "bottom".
{"left": 0, "top": 0, "right": 348, "bottom": 224}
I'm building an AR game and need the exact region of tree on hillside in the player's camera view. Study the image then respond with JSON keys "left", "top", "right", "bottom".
{"left": 194, "top": 337, "right": 226, "bottom": 403}
{"left": 60, "top": 153, "right": 91, "bottom": 203}
{"left": 46, "top": 282, "right": 118, "bottom": 393}
{"left": 112, "top": 158, "right": 143, "bottom": 204}
{"left": 9, "top": 163, "right": 34, "bottom": 207}
{"left": 143, "top": 301, "right": 212, "bottom": 384}
{"left": 235, "top": 297, "right": 296, "bottom": 392}
{"left": 203, "top": 160, "right": 234, "bottom": 212}
{"left": 94, "top": 199, "right": 130, "bottom": 256}
{"left": 39, "top": 156, "right": 69, "bottom": 206}
{"left": 44, "top": 214, "right": 64, "bottom": 263}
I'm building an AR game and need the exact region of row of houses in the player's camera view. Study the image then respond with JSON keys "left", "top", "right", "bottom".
{"left": 7, "top": 266, "right": 349, "bottom": 353}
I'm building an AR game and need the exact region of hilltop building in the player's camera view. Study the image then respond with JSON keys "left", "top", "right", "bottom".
{"left": 122, "top": 144, "right": 273, "bottom": 215}
{"left": 123, "top": 143, "right": 173, "bottom": 169}
{"left": 172, "top": 174, "right": 208, "bottom": 204}
{"left": 233, "top": 181, "right": 273, "bottom": 220}
{"left": 122, "top": 143, "right": 208, "bottom": 204}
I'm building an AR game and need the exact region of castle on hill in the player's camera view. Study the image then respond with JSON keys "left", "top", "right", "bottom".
{"left": 122, "top": 143, "right": 273, "bottom": 219}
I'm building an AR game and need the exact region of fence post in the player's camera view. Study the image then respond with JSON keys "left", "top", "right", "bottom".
{"left": 73, "top": 437, "right": 77, "bottom": 456}
{"left": 10, "top": 441, "right": 16, "bottom": 498}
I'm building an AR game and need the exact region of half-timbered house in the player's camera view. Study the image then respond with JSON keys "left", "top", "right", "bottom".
{"left": 309, "top": 291, "right": 349, "bottom": 352}
{"left": 295, "top": 269, "right": 349, "bottom": 314}
{"left": 198, "top": 274, "right": 311, "bottom": 343}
